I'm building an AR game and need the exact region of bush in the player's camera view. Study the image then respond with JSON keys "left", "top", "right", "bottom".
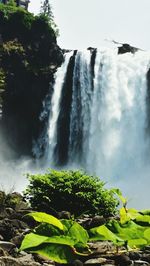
{"left": 24, "top": 169, "right": 118, "bottom": 217}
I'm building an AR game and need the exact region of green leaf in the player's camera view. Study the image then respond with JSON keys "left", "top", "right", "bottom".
{"left": 127, "top": 208, "right": 139, "bottom": 220}
{"left": 27, "top": 212, "right": 64, "bottom": 231}
{"left": 20, "top": 233, "right": 48, "bottom": 250}
{"left": 109, "top": 220, "right": 146, "bottom": 241}
{"left": 140, "top": 210, "right": 150, "bottom": 215}
{"left": 144, "top": 228, "right": 150, "bottom": 243}
{"left": 28, "top": 243, "right": 77, "bottom": 264}
{"left": 135, "top": 215, "right": 150, "bottom": 224}
{"left": 89, "top": 224, "right": 124, "bottom": 245}
{"left": 35, "top": 223, "right": 61, "bottom": 237}
{"left": 61, "top": 220, "right": 89, "bottom": 247}
{"left": 120, "top": 207, "right": 129, "bottom": 224}
{"left": 128, "top": 238, "right": 148, "bottom": 248}
{"left": 112, "top": 188, "right": 127, "bottom": 205}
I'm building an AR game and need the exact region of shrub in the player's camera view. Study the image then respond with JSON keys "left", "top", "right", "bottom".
{"left": 24, "top": 169, "right": 118, "bottom": 217}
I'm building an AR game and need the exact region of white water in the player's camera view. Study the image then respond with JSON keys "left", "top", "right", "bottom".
{"left": 88, "top": 49, "right": 150, "bottom": 180}
{"left": 47, "top": 51, "right": 73, "bottom": 164}
{"left": 2, "top": 47, "right": 150, "bottom": 207}
{"left": 69, "top": 50, "right": 92, "bottom": 164}
{"left": 85, "top": 49, "right": 150, "bottom": 207}
{"left": 46, "top": 48, "right": 150, "bottom": 208}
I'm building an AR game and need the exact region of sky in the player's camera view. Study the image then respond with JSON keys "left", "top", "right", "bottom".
{"left": 29, "top": 0, "right": 150, "bottom": 50}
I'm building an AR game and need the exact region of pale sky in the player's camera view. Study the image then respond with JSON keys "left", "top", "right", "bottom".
{"left": 29, "top": 0, "right": 150, "bottom": 50}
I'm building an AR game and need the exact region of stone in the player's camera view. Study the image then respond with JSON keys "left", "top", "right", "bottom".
{"left": 0, "top": 256, "right": 41, "bottom": 265}
{"left": 0, "top": 241, "right": 16, "bottom": 252}
{"left": 88, "top": 241, "right": 115, "bottom": 254}
{"left": 84, "top": 257, "right": 107, "bottom": 265}
{"left": 11, "top": 234, "right": 24, "bottom": 247}
{"left": 134, "top": 260, "right": 149, "bottom": 266}
{"left": 142, "top": 254, "right": 150, "bottom": 263}
{"left": 72, "top": 260, "right": 84, "bottom": 266}
{"left": 129, "top": 252, "right": 141, "bottom": 260}
{"left": 114, "top": 254, "right": 132, "bottom": 265}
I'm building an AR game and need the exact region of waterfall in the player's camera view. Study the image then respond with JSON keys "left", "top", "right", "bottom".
{"left": 69, "top": 50, "right": 92, "bottom": 165}
{"left": 45, "top": 48, "right": 150, "bottom": 206}
{"left": 47, "top": 51, "right": 73, "bottom": 165}
{"left": 87, "top": 49, "right": 150, "bottom": 181}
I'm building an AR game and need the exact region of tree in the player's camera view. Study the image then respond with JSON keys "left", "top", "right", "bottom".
{"left": 7, "top": 0, "right": 16, "bottom": 7}
{"left": 40, "top": 0, "right": 54, "bottom": 21}
{"left": 40, "top": 0, "right": 59, "bottom": 36}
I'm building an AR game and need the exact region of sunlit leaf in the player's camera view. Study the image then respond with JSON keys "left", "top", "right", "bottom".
{"left": 120, "top": 207, "right": 129, "bottom": 224}
{"left": 89, "top": 224, "right": 124, "bottom": 245}
{"left": 61, "top": 220, "right": 89, "bottom": 247}
{"left": 128, "top": 238, "right": 148, "bottom": 248}
{"left": 112, "top": 188, "right": 127, "bottom": 205}
{"left": 135, "top": 215, "right": 150, "bottom": 224}
{"left": 20, "top": 233, "right": 48, "bottom": 250}
{"left": 144, "top": 228, "right": 150, "bottom": 244}
{"left": 29, "top": 243, "right": 77, "bottom": 264}
{"left": 27, "top": 212, "right": 64, "bottom": 230}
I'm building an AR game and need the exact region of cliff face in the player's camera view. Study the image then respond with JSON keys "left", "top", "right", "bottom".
{"left": 0, "top": 4, "right": 63, "bottom": 156}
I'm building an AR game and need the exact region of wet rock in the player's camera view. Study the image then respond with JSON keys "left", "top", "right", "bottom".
{"left": 84, "top": 257, "right": 107, "bottom": 265}
{"left": 0, "top": 247, "right": 8, "bottom": 256}
{"left": 11, "top": 234, "right": 24, "bottom": 247}
{"left": 114, "top": 254, "right": 132, "bottom": 266}
{"left": 72, "top": 260, "right": 84, "bottom": 266}
{"left": 88, "top": 216, "right": 106, "bottom": 228}
{"left": 118, "top": 43, "right": 139, "bottom": 54}
{"left": 134, "top": 260, "right": 149, "bottom": 266}
{"left": 58, "top": 211, "right": 71, "bottom": 219}
{"left": 129, "top": 252, "right": 141, "bottom": 260}
{"left": 0, "top": 219, "right": 16, "bottom": 241}
{"left": 80, "top": 216, "right": 106, "bottom": 230}
{"left": 142, "top": 254, "right": 150, "bottom": 263}
{"left": 0, "top": 241, "right": 16, "bottom": 252}
{"left": 0, "top": 256, "right": 41, "bottom": 265}
{"left": 88, "top": 241, "right": 115, "bottom": 254}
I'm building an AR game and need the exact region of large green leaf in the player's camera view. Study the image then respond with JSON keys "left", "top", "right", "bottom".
{"left": 109, "top": 220, "right": 146, "bottom": 241}
{"left": 127, "top": 208, "right": 139, "bottom": 220}
{"left": 61, "top": 220, "right": 89, "bottom": 247}
{"left": 20, "top": 233, "right": 76, "bottom": 251}
{"left": 128, "top": 238, "right": 148, "bottom": 248}
{"left": 144, "top": 228, "right": 150, "bottom": 244}
{"left": 89, "top": 224, "right": 124, "bottom": 245}
{"left": 27, "top": 212, "right": 64, "bottom": 231}
{"left": 35, "top": 223, "right": 61, "bottom": 237}
{"left": 135, "top": 215, "right": 150, "bottom": 224}
{"left": 20, "top": 233, "right": 48, "bottom": 250}
{"left": 140, "top": 210, "right": 150, "bottom": 215}
{"left": 29, "top": 243, "right": 77, "bottom": 264}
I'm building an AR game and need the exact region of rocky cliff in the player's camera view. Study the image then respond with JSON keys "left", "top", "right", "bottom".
{"left": 0, "top": 4, "right": 63, "bottom": 157}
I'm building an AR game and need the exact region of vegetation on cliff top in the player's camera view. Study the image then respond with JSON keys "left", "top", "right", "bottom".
{"left": 0, "top": 3, "right": 63, "bottom": 155}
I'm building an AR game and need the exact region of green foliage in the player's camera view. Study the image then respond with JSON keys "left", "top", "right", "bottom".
{"left": 7, "top": 0, "right": 16, "bottom": 7}
{"left": 89, "top": 190, "right": 150, "bottom": 249}
{"left": 20, "top": 212, "right": 90, "bottom": 264}
{"left": 40, "top": 0, "right": 53, "bottom": 19}
{"left": 27, "top": 212, "right": 64, "bottom": 230}
{"left": 40, "top": 0, "right": 59, "bottom": 36}
{"left": 24, "top": 169, "right": 118, "bottom": 217}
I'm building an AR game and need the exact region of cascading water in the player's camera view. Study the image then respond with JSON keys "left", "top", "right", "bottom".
{"left": 88, "top": 49, "right": 150, "bottom": 180}
{"left": 46, "top": 47, "right": 150, "bottom": 207}
{"left": 47, "top": 51, "right": 73, "bottom": 165}
{"left": 69, "top": 50, "right": 92, "bottom": 165}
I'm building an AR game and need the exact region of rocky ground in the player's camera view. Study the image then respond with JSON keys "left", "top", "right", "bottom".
{"left": 0, "top": 191, "right": 149, "bottom": 266}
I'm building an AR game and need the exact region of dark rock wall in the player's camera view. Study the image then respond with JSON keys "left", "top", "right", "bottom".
{"left": 0, "top": 7, "right": 63, "bottom": 157}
